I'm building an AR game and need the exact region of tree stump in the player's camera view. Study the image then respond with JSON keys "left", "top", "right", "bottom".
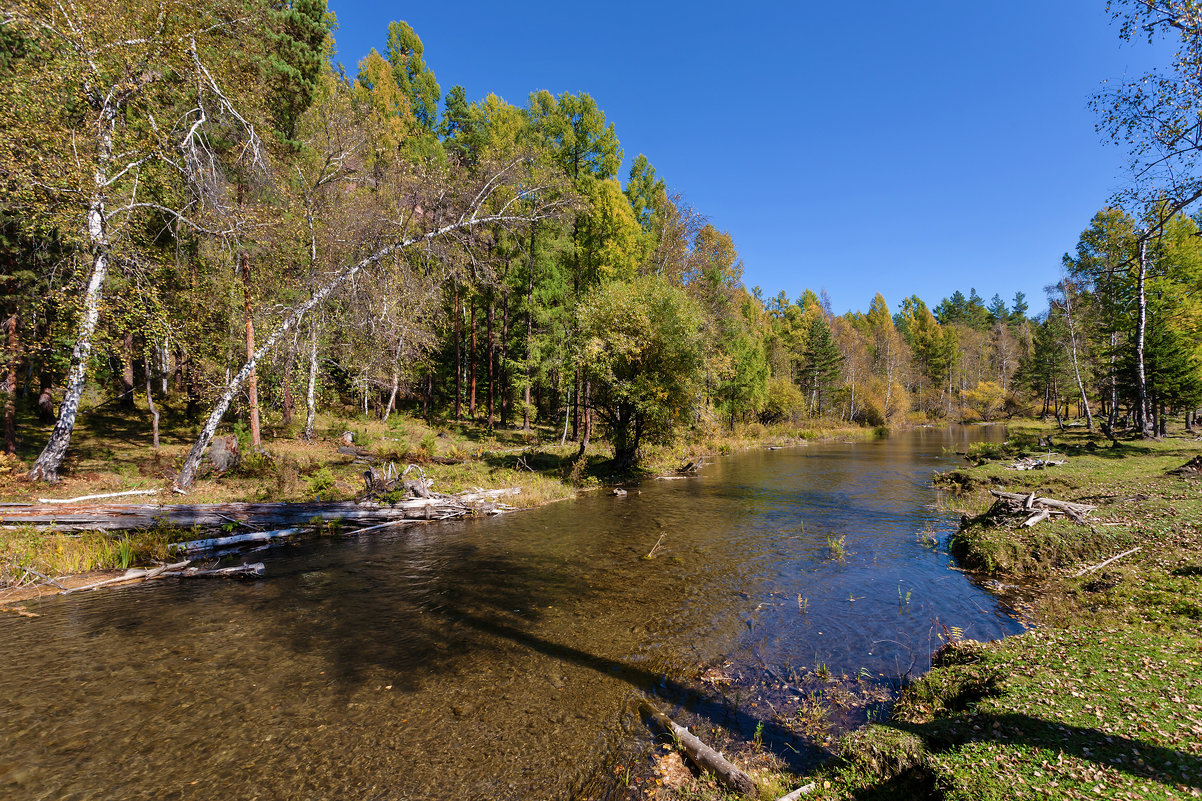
{"left": 206, "top": 434, "right": 241, "bottom": 475}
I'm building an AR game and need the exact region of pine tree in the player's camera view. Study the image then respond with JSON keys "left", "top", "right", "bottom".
{"left": 799, "top": 315, "right": 842, "bottom": 416}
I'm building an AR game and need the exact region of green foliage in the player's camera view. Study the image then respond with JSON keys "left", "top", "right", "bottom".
{"left": 305, "top": 466, "right": 336, "bottom": 497}
{"left": 624, "top": 153, "right": 665, "bottom": 233}
{"left": 262, "top": 0, "right": 329, "bottom": 144}
{"left": 799, "top": 314, "right": 842, "bottom": 416}
{"left": 385, "top": 20, "right": 441, "bottom": 132}
{"left": 526, "top": 90, "right": 622, "bottom": 182}
{"left": 576, "top": 276, "right": 705, "bottom": 468}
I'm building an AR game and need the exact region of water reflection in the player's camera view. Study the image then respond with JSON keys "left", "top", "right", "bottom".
{"left": 0, "top": 426, "right": 1021, "bottom": 800}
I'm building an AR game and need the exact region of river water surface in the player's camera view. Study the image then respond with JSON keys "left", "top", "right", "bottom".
{"left": 0, "top": 426, "right": 1023, "bottom": 800}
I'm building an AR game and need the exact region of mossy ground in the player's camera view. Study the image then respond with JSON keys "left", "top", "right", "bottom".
{"left": 810, "top": 419, "right": 1202, "bottom": 800}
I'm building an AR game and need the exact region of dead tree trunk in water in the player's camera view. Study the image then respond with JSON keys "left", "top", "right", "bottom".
{"left": 638, "top": 701, "right": 757, "bottom": 797}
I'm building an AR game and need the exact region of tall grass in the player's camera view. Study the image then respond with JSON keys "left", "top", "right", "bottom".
{"left": 1, "top": 527, "right": 174, "bottom": 587}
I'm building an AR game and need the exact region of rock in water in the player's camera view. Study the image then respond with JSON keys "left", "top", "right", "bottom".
{"left": 207, "top": 434, "right": 241, "bottom": 475}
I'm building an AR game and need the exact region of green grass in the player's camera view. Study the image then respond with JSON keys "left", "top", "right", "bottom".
{"left": 0, "top": 525, "right": 176, "bottom": 586}
{"left": 809, "top": 419, "right": 1202, "bottom": 800}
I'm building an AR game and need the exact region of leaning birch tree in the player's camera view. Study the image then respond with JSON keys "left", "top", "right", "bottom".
{"left": 173, "top": 154, "right": 569, "bottom": 491}
{"left": 2, "top": 0, "right": 266, "bottom": 481}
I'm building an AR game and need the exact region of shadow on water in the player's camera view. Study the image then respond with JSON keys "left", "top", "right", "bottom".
{"left": 0, "top": 425, "right": 1033, "bottom": 800}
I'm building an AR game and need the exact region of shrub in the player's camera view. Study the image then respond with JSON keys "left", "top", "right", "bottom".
{"left": 305, "top": 467, "right": 336, "bottom": 498}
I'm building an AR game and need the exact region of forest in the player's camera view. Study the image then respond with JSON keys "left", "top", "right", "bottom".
{"left": 2, "top": 0, "right": 1200, "bottom": 490}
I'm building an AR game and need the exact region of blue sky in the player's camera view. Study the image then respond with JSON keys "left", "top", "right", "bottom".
{"left": 327, "top": 1, "right": 1167, "bottom": 317}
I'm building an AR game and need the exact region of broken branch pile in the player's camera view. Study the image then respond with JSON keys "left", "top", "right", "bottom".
{"left": 0, "top": 486, "right": 520, "bottom": 534}
{"left": 986, "top": 490, "right": 1097, "bottom": 527}
{"left": 1009, "top": 456, "right": 1066, "bottom": 471}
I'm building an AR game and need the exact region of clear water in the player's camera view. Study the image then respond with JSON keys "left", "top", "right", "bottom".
{"left": 0, "top": 426, "right": 1023, "bottom": 800}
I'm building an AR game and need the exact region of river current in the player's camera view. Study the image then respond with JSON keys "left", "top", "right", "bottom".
{"left": 0, "top": 425, "right": 1023, "bottom": 800}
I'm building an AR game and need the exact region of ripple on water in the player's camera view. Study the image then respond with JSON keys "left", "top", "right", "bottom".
{"left": 0, "top": 426, "right": 1023, "bottom": 800}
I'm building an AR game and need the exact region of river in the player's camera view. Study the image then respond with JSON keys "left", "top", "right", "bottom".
{"left": 0, "top": 426, "right": 1024, "bottom": 800}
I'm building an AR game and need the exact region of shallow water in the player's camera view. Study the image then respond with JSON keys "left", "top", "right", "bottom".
{"left": 0, "top": 426, "right": 1023, "bottom": 800}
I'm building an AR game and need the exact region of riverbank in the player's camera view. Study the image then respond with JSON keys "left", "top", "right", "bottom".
{"left": 806, "top": 422, "right": 1202, "bottom": 800}
{"left": 0, "top": 404, "right": 879, "bottom": 597}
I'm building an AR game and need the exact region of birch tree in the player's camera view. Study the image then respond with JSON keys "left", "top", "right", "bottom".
{"left": 3, "top": 0, "right": 266, "bottom": 481}
{"left": 173, "top": 154, "right": 569, "bottom": 491}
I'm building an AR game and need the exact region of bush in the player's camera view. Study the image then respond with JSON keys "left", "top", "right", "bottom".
{"left": 305, "top": 467, "right": 336, "bottom": 498}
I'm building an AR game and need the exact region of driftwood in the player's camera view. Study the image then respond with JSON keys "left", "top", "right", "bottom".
{"left": 170, "top": 527, "right": 307, "bottom": 555}
{"left": 774, "top": 785, "right": 816, "bottom": 801}
{"left": 36, "top": 488, "right": 159, "bottom": 504}
{"left": 1168, "top": 455, "right": 1202, "bottom": 477}
{"left": 1009, "top": 456, "right": 1065, "bottom": 471}
{"left": 986, "top": 490, "right": 1096, "bottom": 526}
{"left": 0, "top": 487, "right": 521, "bottom": 533}
{"left": 1071, "top": 546, "right": 1143, "bottom": 578}
{"left": 61, "top": 561, "right": 264, "bottom": 594}
{"left": 639, "top": 700, "right": 757, "bottom": 797}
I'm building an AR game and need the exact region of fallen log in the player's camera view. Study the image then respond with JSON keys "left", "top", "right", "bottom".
{"left": 160, "top": 563, "right": 265, "bottom": 579}
{"left": 639, "top": 699, "right": 757, "bottom": 797}
{"left": 1022, "top": 509, "right": 1051, "bottom": 527}
{"left": 61, "top": 560, "right": 265, "bottom": 594}
{"left": 62, "top": 560, "right": 191, "bottom": 593}
{"left": 1071, "top": 546, "right": 1143, "bottom": 578}
{"left": 774, "top": 784, "right": 816, "bottom": 801}
{"left": 36, "top": 488, "right": 159, "bottom": 504}
{"left": 170, "top": 527, "right": 308, "bottom": 555}
{"left": 1009, "top": 456, "right": 1065, "bottom": 471}
{"left": 0, "top": 489, "right": 521, "bottom": 532}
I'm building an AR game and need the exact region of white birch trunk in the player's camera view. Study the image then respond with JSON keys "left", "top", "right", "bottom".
{"left": 1135, "top": 237, "right": 1152, "bottom": 437}
{"left": 1061, "top": 283, "right": 1094, "bottom": 430}
{"left": 28, "top": 107, "right": 115, "bottom": 482}
{"left": 303, "top": 319, "right": 319, "bottom": 440}
{"left": 382, "top": 367, "right": 399, "bottom": 423}
{"left": 175, "top": 209, "right": 540, "bottom": 490}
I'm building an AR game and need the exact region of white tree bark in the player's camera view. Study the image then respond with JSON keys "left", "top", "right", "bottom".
{"left": 303, "top": 318, "right": 319, "bottom": 441}
{"left": 21, "top": 14, "right": 263, "bottom": 482}
{"left": 1060, "top": 280, "right": 1094, "bottom": 431}
{"left": 28, "top": 106, "right": 115, "bottom": 482}
{"left": 174, "top": 203, "right": 553, "bottom": 491}
{"left": 1135, "top": 236, "right": 1153, "bottom": 437}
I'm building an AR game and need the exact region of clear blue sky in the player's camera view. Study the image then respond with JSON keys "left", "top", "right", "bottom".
{"left": 327, "top": 1, "right": 1166, "bottom": 317}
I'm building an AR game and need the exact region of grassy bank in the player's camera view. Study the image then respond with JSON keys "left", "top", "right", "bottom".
{"left": 810, "top": 421, "right": 1202, "bottom": 800}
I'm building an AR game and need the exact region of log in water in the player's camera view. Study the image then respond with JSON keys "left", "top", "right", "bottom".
{"left": 0, "top": 427, "right": 1025, "bottom": 801}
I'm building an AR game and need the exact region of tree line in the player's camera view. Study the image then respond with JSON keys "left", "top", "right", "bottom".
{"left": 1, "top": 1, "right": 1199, "bottom": 487}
